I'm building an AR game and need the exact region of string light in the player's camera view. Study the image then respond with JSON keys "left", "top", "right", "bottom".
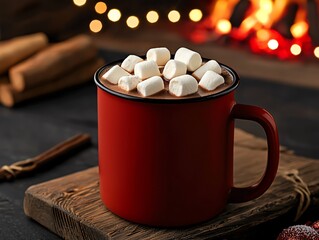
{"left": 95, "top": 2, "right": 107, "bottom": 14}
{"left": 146, "top": 11, "right": 159, "bottom": 23}
{"left": 290, "top": 44, "right": 301, "bottom": 56}
{"left": 314, "top": 47, "right": 319, "bottom": 59}
{"left": 108, "top": 9, "right": 121, "bottom": 22}
{"left": 127, "top": 16, "right": 139, "bottom": 29}
{"left": 267, "top": 39, "right": 279, "bottom": 50}
{"left": 189, "top": 9, "right": 203, "bottom": 22}
{"left": 168, "top": 10, "right": 180, "bottom": 23}
{"left": 89, "top": 20, "right": 102, "bottom": 33}
{"left": 73, "top": 0, "right": 86, "bottom": 7}
{"left": 216, "top": 19, "right": 232, "bottom": 34}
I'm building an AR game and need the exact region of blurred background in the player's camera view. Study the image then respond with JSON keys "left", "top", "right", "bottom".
{"left": 1, "top": 0, "right": 319, "bottom": 60}
{"left": 1, "top": 1, "right": 319, "bottom": 239}
{"left": 1, "top": 0, "right": 318, "bottom": 158}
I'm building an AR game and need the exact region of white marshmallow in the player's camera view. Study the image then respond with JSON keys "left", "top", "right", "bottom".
{"left": 163, "top": 60, "right": 187, "bottom": 81}
{"left": 121, "top": 55, "right": 144, "bottom": 73}
{"left": 118, "top": 75, "right": 142, "bottom": 91}
{"left": 192, "top": 60, "right": 222, "bottom": 80}
{"left": 169, "top": 75, "right": 198, "bottom": 97}
{"left": 199, "top": 70, "right": 224, "bottom": 91}
{"left": 102, "top": 65, "right": 130, "bottom": 84}
{"left": 134, "top": 60, "right": 161, "bottom": 80}
{"left": 137, "top": 76, "right": 164, "bottom": 97}
{"left": 174, "top": 47, "right": 202, "bottom": 72}
{"left": 146, "top": 47, "right": 171, "bottom": 66}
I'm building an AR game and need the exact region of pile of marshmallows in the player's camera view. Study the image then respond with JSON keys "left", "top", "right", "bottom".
{"left": 102, "top": 47, "right": 225, "bottom": 97}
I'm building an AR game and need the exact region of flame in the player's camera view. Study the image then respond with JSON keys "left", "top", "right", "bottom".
{"left": 240, "top": 16, "right": 258, "bottom": 32}
{"left": 290, "top": 6, "right": 308, "bottom": 38}
{"left": 198, "top": 0, "right": 319, "bottom": 59}
{"left": 291, "top": 21, "right": 309, "bottom": 38}
{"left": 255, "top": 0, "right": 273, "bottom": 25}
{"left": 209, "top": 0, "right": 239, "bottom": 28}
{"left": 237, "top": 0, "right": 273, "bottom": 36}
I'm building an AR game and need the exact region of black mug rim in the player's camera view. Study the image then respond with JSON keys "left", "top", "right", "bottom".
{"left": 94, "top": 56, "right": 240, "bottom": 104}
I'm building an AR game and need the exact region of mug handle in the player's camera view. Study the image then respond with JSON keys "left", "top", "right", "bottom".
{"left": 229, "top": 104, "right": 280, "bottom": 203}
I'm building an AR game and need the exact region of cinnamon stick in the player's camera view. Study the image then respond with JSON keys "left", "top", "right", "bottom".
{"left": 0, "top": 133, "right": 91, "bottom": 181}
{"left": 9, "top": 34, "right": 98, "bottom": 92}
{"left": 1, "top": 58, "right": 104, "bottom": 107}
{"left": 0, "top": 75, "right": 10, "bottom": 105}
{"left": 0, "top": 33, "right": 48, "bottom": 75}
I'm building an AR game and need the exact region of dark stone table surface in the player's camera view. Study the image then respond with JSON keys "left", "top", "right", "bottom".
{"left": 0, "top": 50, "right": 318, "bottom": 239}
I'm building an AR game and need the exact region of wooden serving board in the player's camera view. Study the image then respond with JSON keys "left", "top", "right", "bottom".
{"left": 24, "top": 129, "right": 319, "bottom": 240}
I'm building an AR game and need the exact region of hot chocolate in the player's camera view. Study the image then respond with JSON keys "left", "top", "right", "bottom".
{"left": 98, "top": 61, "right": 234, "bottom": 100}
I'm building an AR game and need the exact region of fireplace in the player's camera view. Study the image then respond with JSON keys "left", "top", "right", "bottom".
{"left": 190, "top": 0, "right": 319, "bottom": 61}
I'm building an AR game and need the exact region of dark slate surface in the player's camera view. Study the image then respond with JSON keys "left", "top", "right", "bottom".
{"left": 0, "top": 50, "right": 318, "bottom": 239}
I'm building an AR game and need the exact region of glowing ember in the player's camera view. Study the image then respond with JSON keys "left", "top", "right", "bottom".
{"left": 257, "top": 29, "right": 271, "bottom": 41}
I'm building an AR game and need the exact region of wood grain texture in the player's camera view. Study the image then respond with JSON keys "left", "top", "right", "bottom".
{"left": 24, "top": 129, "right": 319, "bottom": 240}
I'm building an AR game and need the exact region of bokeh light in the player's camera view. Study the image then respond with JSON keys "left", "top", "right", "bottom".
{"left": 189, "top": 9, "right": 203, "bottom": 22}
{"left": 290, "top": 21, "right": 308, "bottom": 38}
{"left": 290, "top": 44, "right": 302, "bottom": 56}
{"left": 168, "top": 10, "right": 180, "bottom": 23}
{"left": 256, "top": 29, "right": 270, "bottom": 41}
{"left": 267, "top": 39, "right": 279, "bottom": 50}
{"left": 127, "top": 16, "right": 139, "bottom": 29}
{"left": 95, "top": 2, "right": 107, "bottom": 14}
{"left": 146, "top": 11, "right": 159, "bottom": 23}
{"left": 216, "top": 19, "right": 232, "bottom": 34}
{"left": 89, "top": 20, "right": 102, "bottom": 33}
{"left": 73, "top": 0, "right": 86, "bottom": 7}
{"left": 108, "top": 9, "right": 121, "bottom": 22}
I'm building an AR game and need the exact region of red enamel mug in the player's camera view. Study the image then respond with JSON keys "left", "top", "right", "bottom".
{"left": 94, "top": 59, "right": 279, "bottom": 227}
